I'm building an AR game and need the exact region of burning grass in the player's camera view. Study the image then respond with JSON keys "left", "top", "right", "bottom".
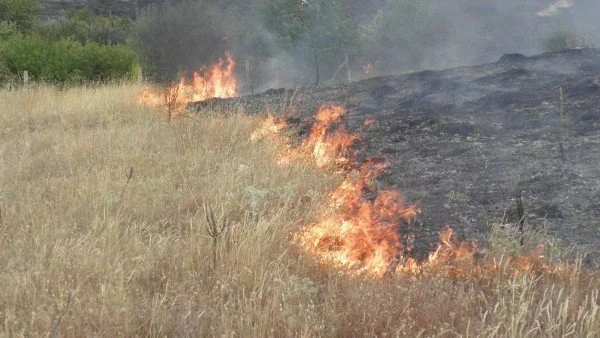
{"left": 0, "top": 85, "right": 598, "bottom": 336}
{"left": 252, "top": 105, "right": 580, "bottom": 280}
{"left": 138, "top": 52, "right": 237, "bottom": 115}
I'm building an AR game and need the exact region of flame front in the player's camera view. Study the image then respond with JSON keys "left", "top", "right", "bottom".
{"left": 297, "top": 159, "right": 418, "bottom": 276}
{"left": 250, "top": 114, "right": 289, "bottom": 141}
{"left": 308, "top": 105, "right": 358, "bottom": 168}
{"left": 268, "top": 104, "right": 360, "bottom": 168}
{"left": 252, "top": 104, "right": 569, "bottom": 278}
{"left": 139, "top": 52, "right": 237, "bottom": 113}
{"left": 254, "top": 105, "right": 417, "bottom": 276}
{"left": 296, "top": 106, "right": 417, "bottom": 275}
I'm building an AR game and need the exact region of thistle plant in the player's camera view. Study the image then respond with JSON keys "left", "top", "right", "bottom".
{"left": 119, "top": 166, "right": 134, "bottom": 201}
{"left": 516, "top": 192, "right": 525, "bottom": 245}
{"left": 204, "top": 204, "right": 228, "bottom": 270}
{"left": 558, "top": 87, "right": 566, "bottom": 157}
{"left": 162, "top": 82, "right": 181, "bottom": 122}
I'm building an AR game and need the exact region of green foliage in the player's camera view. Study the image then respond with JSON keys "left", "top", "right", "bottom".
{"left": 543, "top": 29, "right": 575, "bottom": 52}
{"left": 133, "top": 0, "right": 359, "bottom": 82}
{"left": 134, "top": 0, "right": 229, "bottom": 80}
{"left": 38, "top": 8, "right": 133, "bottom": 45}
{"left": 262, "top": 0, "right": 310, "bottom": 49}
{"left": 361, "top": 0, "right": 446, "bottom": 69}
{"left": 0, "top": 34, "right": 138, "bottom": 84}
{"left": 0, "top": 7, "right": 138, "bottom": 85}
{"left": 0, "top": 19, "right": 17, "bottom": 38}
{"left": 225, "top": 2, "right": 277, "bottom": 61}
{"left": 305, "top": 0, "right": 357, "bottom": 53}
{"left": 262, "top": 0, "right": 358, "bottom": 78}
{"left": 263, "top": 0, "right": 356, "bottom": 51}
{"left": 0, "top": 0, "right": 39, "bottom": 31}
{"left": 0, "top": 49, "right": 16, "bottom": 84}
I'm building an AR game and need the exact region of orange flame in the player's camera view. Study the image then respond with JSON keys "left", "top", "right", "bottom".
{"left": 139, "top": 52, "right": 237, "bottom": 114}
{"left": 296, "top": 159, "right": 418, "bottom": 276}
{"left": 253, "top": 105, "right": 417, "bottom": 276}
{"left": 271, "top": 105, "right": 360, "bottom": 168}
{"left": 250, "top": 114, "right": 289, "bottom": 141}
{"left": 251, "top": 105, "right": 569, "bottom": 278}
{"left": 304, "top": 104, "right": 359, "bottom": 168}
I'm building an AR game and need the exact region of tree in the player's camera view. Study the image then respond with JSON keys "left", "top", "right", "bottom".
{"left": 262, "top": 0, "right": 358, "bottom": 82}
{"left": 360, "top": 0, "right": 447, "bottom": 71}
{"left": 134, "top": 0, "right": 229, "bottom": 80}
{"left": 0, "top": 0, "right": 39, "bottom": 31}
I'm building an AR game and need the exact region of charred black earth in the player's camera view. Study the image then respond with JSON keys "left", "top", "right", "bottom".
{"left": 194, "top": 49, "right": 600, "bottom": 266}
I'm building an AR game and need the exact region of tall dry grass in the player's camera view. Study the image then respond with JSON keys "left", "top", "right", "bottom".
{"left": 0, "top": 84, "right": 598, "bottom": 336}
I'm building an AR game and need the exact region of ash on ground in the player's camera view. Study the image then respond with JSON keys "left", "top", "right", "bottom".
{"left": 194, "top": 49, "right": 600, "bottom": 266}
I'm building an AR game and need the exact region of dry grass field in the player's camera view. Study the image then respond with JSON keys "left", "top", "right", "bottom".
{"left": 1, "top": 84, "right": 599, "bottom": 336}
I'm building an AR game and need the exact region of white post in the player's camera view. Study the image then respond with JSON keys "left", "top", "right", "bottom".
{"left": 23, "top": 71, "right": 29, "bottom": 88}
{"left": 136, "top": 66, "right": 143, "bottom": 83}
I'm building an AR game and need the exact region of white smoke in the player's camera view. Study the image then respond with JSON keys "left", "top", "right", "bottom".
{"left": 537, "top": 0, "right": 574, "bottom": 17}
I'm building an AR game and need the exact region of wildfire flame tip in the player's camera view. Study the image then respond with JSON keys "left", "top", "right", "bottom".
{"left": 138, "top": 52, "right": 237, "bottom": 115}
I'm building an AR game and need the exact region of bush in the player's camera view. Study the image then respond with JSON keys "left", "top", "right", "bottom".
{"left": 38, "top": 8, "right": 133, "bottom": 45}
{"left": 134, "top": 1, "right": 229, "bottom": 80}
{"left": 0, "top": 34, "right": 139, "bottom": 84}
{"left": 134, "top": 0, "right": 358, "bottom": 84}
{"left": 543, "top": 29, "right": 575, "bottom": 52}
{"left": 261, "top": 0, "right": 358, "bottom": 81}
{"left": 360, "top": 0, "right": 446, "bottom": 71}
{"left": 0, "top": 51, "right": 16, "bottom": 85}
{"left": 0, "top": 20, "right": 17, "bottom": 38}
{"left": 0, "top": 0, "right": 39, "bottom": 31}
{"left": 0, "top": 4, "right": 138, "bottom": 86}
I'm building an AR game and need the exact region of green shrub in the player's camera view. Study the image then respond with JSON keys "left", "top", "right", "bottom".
{"left": 0, "top": 50, "right": 16, "bottom": 85}
{"left": 261, "top": 0, "right": 358, "bottom": 80}
{"left": 80, "top": 42, "right": 139, "bottom": 80}
{"left": 360, "top": 0, "right": 446, "bottom": 70}
{"left": 134, "top": 0, "right": 358, "bottom": 83}
{"left": 262, "top": 0, "right": 311, "bottom": 49}
{"left": 38, "top": 8, "right": 133, "bottom": 45}
{"left": 0, "top": 0, "right": 39, "bottom": 31}
{"left": 543, "top": 29, "right": 575, "bottom": 52}
{"left": 0, "top": 20, "right": 17, "bottom": 38}
{"left": 262, "top": 0, "right": 356, "bottom": 50}
{"left": 134, "top": 1, "right": 229, "bottom": 80}
{"left": 0, "top": 34, "right": 138, "bottom": 84}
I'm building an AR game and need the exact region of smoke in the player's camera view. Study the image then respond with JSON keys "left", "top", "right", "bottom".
{"left": 537, "top": 0, "right": 574, "bottom": 17}
{"left": 426, "top": 0, "right": 599, "bottom": 68}
{"left": 137, "top": 0, "right": 600, "bottom": 92}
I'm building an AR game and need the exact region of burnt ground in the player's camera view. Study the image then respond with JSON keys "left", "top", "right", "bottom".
{"left": 193, "top": 49, "right": 600, "bottom": 266}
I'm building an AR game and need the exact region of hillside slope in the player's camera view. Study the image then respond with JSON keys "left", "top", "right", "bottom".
{"left": 196, "top": 49, "right": 600, "bottom": 265}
